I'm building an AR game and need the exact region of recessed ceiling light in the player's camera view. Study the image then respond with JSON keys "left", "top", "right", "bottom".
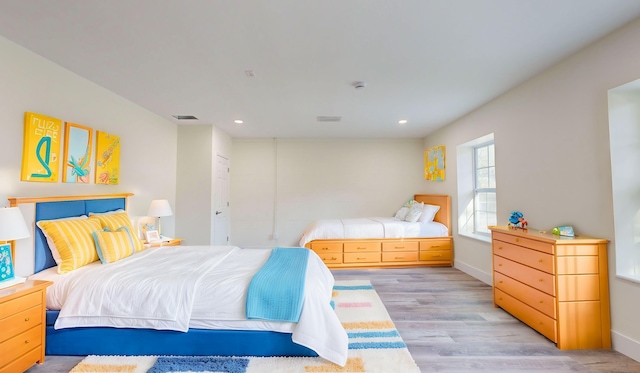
{"left": 172, "top": 115, "right": 198, "bottom": 120}
{"left": 234, "top": 120, "right": 244, "bottom": 124}
{"left": 398, "top": 119, "right": 408, "bottom": 124}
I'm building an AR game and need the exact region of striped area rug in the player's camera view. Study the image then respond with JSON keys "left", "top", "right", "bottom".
{"left": 70, "top": 280, "right": 420, "bottom": 373}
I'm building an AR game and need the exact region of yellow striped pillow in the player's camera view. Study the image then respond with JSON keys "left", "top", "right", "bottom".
{"left": 89, "top": 211, "right": 145, "bottom": 252}
{"left": 37, "top": 217, "right": 103, "bottom": 274}
{"left": 92, "top": 226, "right": 136, "bottom": 264}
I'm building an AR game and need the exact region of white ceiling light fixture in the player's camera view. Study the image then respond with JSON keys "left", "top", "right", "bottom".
{"left": 398, "top": 119, "right": 408, "bottom": 125}
{"left": 234, "top": 120, "right": 244, "bottom": 124}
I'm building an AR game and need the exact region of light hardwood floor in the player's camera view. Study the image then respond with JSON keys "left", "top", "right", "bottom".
{"left": 27, "top": 266, "right": 640, "bottom": 372}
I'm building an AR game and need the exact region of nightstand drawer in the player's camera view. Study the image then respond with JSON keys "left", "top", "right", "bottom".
{"left": 310, "top": 242, "right": 343, "bottom": 253}
{"left": 0, "top": 305, "right": 41, "bottom": 343}
{"left": 0, "top": 291, "right": 41, "bottom": 319}
{"left": 382, "top": 241, "right": 418, "bottom": 252}
{"left": 382, "top": 251, "right": 418, "bottom": 262}
{"left": 0, "top": 347, "right": 41, "bottom": 373}
{"left": 0, "top": 325, "right": 41, "bottom": 368}
{"left": 344, "top": 242, "right": 380, "bottom": 253}
{"left": 344, "top": 252, "right": 380, "bottom": 263}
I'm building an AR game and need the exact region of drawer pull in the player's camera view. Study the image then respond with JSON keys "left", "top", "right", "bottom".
{"left": 538, "top": 259, "right": 543, "bottom": 263}
{"left": 433, "top": 254, "right": 442, "bottom": 257}
{"left": 498, "top": 263, "right": 502, "bottom": 266}
{"left": 432, "top": 245, "right": 440, "bottom": 248}
{"left": 24, "top": 339, "right": 30, "bottom": 344}
{"left": 321, "top": 247, "right": 329, "bottom": 250}
{"left": 499, "top": 280, "right": 503, "bottom": 284}
{"left": 539, "top": 300, "right": 544, "bottom": 303}
{"left": 539, "top": 279, "right": 544, "bottom": 282}
{"left": 395, "top": 246, "right": 404, "bottom": 249}
{"left": 357, "top": 257, "right": 366, "bottom": 260}
{"left": 395, "top": 256, "right": 403, "bottom": 259}
{"left": 357, "top": 247, "right": 366, "bottom": 250}
{"left": 497, "top": 246, "right": 503, "bottom": 250}
{"left": 330, "top": 257, "right": 337, "bottom": 260}
{"left": 515, "top": 238, "right": 520, "bottom": 242}
{"left": 24, "top": 317, "right": 30, "bottom": 321}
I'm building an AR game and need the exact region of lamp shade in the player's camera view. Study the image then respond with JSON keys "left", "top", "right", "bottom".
{"left": 0, "top": 207, "right": 30, "bottom": 241}
{"left": 148, "top": 199, "right": 173, "bottom": 217}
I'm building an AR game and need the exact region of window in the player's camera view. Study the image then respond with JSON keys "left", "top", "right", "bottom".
{"left": 473, "top": 142, "right": 496, "bottom": 235}
{"left": 456, "top": 133, "right": 496, "bottom": 242}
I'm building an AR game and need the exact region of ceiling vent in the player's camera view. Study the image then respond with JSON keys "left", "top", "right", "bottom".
{"left": 317, "top": 116, "right": 342, "bottom": 122}
{"left": 172, "top": 115, "right": 199, "bottom": 120}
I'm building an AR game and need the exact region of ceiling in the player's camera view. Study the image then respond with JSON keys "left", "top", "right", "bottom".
{"left": 1, "top": 1, "right": 640, "bottom": 139}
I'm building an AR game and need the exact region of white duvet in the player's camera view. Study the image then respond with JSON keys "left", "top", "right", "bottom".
{"left": 299, "top": 217, "right": 449, "bottom": 247}
{"left": 29, "top": 246, "right": 348, "bottom": 366}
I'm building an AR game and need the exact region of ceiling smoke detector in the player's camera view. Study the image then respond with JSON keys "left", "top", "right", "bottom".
{"left": 353, "top": 81, "right": 366, "bottom": 90}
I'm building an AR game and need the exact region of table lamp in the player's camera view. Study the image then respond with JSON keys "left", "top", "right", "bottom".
{"left": 0, "top": 207, "right": 31, "bottom": 288}
{"left": 147, "top": 199, "right": 172, "bottom": 238}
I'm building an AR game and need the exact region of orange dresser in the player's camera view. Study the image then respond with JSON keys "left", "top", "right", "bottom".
{"left": 0, "top": 280, "right": 52, "bottom": 373}
{"left": 490, "top": 226, "right": 611, "bottom": 350}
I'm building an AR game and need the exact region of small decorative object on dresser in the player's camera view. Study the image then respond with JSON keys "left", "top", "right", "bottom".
{"left": 0, "top": 280, "right": 52, "bottom": 373}
{"left": 507, "top": 211, "right": 527, "bottom": 229}
{"left": 489, "top": 226, "right": 611, "bottom": 350}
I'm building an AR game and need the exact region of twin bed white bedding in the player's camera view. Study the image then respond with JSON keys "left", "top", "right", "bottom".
{"left": 29, "top": 245, "right": 348, "bottom": 366}
{"left": 299, "top": 217, "right": 449, "bottom": 247}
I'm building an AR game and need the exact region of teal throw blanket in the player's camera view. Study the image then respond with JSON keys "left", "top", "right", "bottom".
{"left": 246, "top": 247, "right": 310, "bottom": 322}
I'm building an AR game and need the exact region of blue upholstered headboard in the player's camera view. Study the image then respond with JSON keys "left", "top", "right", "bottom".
{"left": 32, "top": 196, "right": 127, "bottom": 273}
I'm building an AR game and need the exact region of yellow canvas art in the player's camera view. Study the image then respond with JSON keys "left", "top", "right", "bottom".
{"left": 424, "top": 145, "right": 445, "bottom": 181}
{"left": 94, "top": 131, "right": 120, "bottom": 185}
{"left": 21, "top": 112, "right": 62, "bottom": 182}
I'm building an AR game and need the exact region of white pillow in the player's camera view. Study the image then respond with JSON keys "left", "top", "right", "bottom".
{"left": 37, "top": 215, "right": 88, "bottom": 265}
{"left": 394, "top": 206, "right": 410, "bottom": 220}
{"left": 404, "top": 202, "right": 424, "bottom": 222}
{"left": 418, "top": 204, "right": 441, "bottom": 222}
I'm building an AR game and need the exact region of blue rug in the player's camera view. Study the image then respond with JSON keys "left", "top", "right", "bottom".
{"left": 70, "top": 280, "right": 420, "bottom": 372}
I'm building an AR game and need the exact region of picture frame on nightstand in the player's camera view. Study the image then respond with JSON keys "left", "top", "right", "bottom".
{"left": 0, "top": 243, "right": 25, "bottom": 289}
{"left": 146, "top": 230, "right": 160, "bottom": 242}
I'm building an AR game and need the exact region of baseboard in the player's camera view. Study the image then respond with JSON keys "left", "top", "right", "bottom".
{"left": 453, "top": 259, "right": 492, "bottom": 285}
{"left": 612, "top": 331, "right": 640, "bottom": 363}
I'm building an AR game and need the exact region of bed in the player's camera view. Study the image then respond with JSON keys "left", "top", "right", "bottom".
{"left": 300, "top": 194, "right": 453, "bottom": 268}
{"left": 9, "top": 193, "right": 348, "bottom": 366}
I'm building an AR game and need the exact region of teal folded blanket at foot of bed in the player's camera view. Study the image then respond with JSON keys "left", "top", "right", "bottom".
{"left": 245, "top": 247, "right": 309, "bottom": 322}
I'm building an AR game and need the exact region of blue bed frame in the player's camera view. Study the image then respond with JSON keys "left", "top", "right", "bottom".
{"left": 27, "top": 194, "right": 316, "bottom": 357}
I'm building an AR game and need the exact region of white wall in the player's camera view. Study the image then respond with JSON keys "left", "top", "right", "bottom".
{"left": 230, "top": 138, "right": 428, "bottom": 248}
{"left": 424, "top": 18, "right": 640, "bottom": 361}
{"left": 176, "top": 125, "right": 232, "bottom": 245}
{"left": 0, "top": 36, "right": 178, "bottom": 242}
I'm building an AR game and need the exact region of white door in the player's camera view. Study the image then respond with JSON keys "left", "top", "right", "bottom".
{"left": 213, "top": 154, "right": 230, "bottom": 245}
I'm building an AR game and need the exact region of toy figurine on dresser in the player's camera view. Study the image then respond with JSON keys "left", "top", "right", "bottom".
{"left": 508, "top": 211, "right": 528, "bottom": 229}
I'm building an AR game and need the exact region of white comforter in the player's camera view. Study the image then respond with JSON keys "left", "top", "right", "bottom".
{"left": 30, "top": 246, "right": 348, "bottom": 366}
{"left": 299, "top": 217, "right": 449, "bottom": 247}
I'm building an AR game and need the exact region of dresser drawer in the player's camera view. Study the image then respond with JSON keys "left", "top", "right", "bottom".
{"left": 557, "top": 274, "right": 600, "bottom": 301}
{"left": 492, "top": 232, "right": 553, "bottom": 254}
{"left": 493, "top": 240, "right": 554, "bottom": 274}
{"left": 494, "top": 272, "right": 556, "bottom": 318}
{"left": 0, "top": 325, "right": 41, "bottom": 368}
{"left": 344, "top": 242, "right": 380, "bottom": 253}
{"left": 382, "top": 251, "right": 418, "bottom": 262}
{"left": 310, "top": 242, "right": 342, "bottom": 253}
{"left": 382, "top": 241, "right": 418, "bottom": 252}
{"left": 420, "top": 239, "right": 452, "bottom": 251}
{"left": 344, "top": 252, "right": 380, "bottom": 263}
{"left": 0, "top": 292, "right": 41, "bottom": 319}
{"left": 419, "top": 250, "right": 452, "bottom": 261}
{"left": 317, "top": 252, "right": 343, "bottom": 265}
{"left": 0, "top": 347, "right": 41, "bottom": 373}
{"left": 0, "top": 305, "right": 41, "bottom": 343}
{"left": 493, "top": 255, "right": 555, "bottom": 296}
{"left": 556, "top": 256, "right": 599, "bottom": 275}
{"left": 495, "top": 288, "right": 556, "bottom": 342}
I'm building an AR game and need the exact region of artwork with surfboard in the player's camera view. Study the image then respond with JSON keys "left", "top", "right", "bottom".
{"left": 94, "top": 131, "right": 120, "bottom": 185}
{"left": 20, "top": 112, "right": 62, "bottom": 182}
{"left": 63, "top": 122, "right": 92, "bottom": 183}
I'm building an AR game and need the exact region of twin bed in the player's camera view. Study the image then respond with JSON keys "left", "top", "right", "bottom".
{"left": 301, "top": 194, "right": 453, "bottom": 268}
{"left": 10, "top": 193, "right": 348, "bottom": 366}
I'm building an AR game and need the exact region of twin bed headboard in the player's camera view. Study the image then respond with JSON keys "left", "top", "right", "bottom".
{"left": 9, "top": 193, "right": 133, "bottom": 275}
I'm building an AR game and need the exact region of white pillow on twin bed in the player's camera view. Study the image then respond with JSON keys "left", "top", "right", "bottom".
{"left": 418, "top": 204, "right": 441, "bottom": 223}
{"left": 394, "top": 206, "right": 410, "bottom": 220}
